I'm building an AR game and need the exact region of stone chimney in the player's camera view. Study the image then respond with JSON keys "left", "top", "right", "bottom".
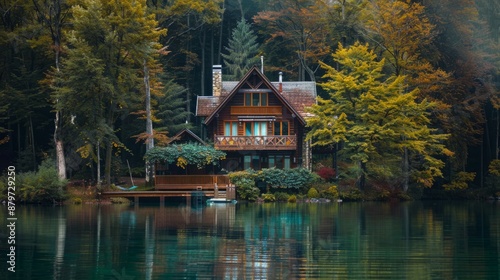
{"left": 212, "top": 65, "right": 222, "bottom": 96}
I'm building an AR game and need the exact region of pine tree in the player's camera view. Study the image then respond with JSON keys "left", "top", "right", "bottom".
{"left": 156, "top": 79, "right": 192, "bottom": 142}
{"left": 306, "top": 42, "right": 452, "bottom": 190}
{"left": 221, "top": 19, "right": 260, "bottom": 80}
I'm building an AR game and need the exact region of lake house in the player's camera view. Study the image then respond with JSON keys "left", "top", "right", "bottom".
{"left": 196, "top": 65, "right": 317, "bottom": 171}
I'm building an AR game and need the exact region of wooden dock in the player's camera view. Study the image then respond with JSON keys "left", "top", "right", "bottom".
{"left": 101, "top": 174, "right": 235, "bottom": 205}
{"left": 101, "top": 190, "right": 219, "bottom": 205}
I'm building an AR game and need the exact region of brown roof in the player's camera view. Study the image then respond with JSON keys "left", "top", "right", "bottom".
{"left": 166, "top": 129, "right": 206, "bottom": 145}
{"left": 196, "top": 96, "right": 223, "bottom": 117}
{"left": 275, "top": 82, "right": 317, "bottom": 118}
{"left": 196, "top": 70, "right": 316, "bottom": 121}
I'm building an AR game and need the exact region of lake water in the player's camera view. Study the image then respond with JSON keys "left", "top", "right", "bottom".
{"left": 1, "top": 200, "right": 499, "bottom": 279}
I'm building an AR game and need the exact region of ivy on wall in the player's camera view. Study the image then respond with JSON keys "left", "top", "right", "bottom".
{"left": 144, "top": 143, "right": 226, "bottom": 169}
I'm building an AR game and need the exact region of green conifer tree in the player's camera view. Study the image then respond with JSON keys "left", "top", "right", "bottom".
{"left": 156, "top": 79, "right": 192, "bottom": 139}
{"left": 221, "top": 19, "right": 260, "bottom": 80}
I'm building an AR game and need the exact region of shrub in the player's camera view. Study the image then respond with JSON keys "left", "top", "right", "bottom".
{"left": 339, "top": 186, "right": 363, "bottom": 201}
{"left": 307, "top": 187, "right": 319, "bottom": 198}
{"left": 274, "top": 192, "right": 290, "bottom": 202}
{"left": 17, "top": 160, "right": 67, "bottom": 203}
{"left": 110, "top": 197, "right": 131, "bottom": 204}
{"left": 317, "top": 167, "right": 336, "bottom": 181}
{"left": 261, "top": 193, "right": 276, "bottom": 202}
{"left": 229, "top": 170, "right": 260, "bottom": 201}
{"left": 288, "top": 194, "right": 297, "bottom": 203}
{"left": 321, "top": 185, "right": 339, "bottom": 200}
{"left": 72, "top": 197, "right": 83, "bottom": 204}
{"left": 255, "top": 167, "right": 317, "bottom": 189}
{"left": 0, "top": 178, "right": 6, "bottom": 201}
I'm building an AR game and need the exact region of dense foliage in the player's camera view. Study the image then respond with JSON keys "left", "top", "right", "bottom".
{"left": 229, "top": 168, "right": 317, "bottom": 200}
{"left": 0, "top": 160, "right": 67, "bottom": 203}
{"left": 144, "top": 143, "right": 226, "bottom": 169}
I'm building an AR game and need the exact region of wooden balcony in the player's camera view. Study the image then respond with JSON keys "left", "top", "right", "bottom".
{"left": 214, "top": 135, "right": 297, "bottom": 150}
{"left": 230, "top": 106, "right": 282, "bottom": 115}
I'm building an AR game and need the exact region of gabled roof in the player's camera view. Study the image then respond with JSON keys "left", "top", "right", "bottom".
{"left": 196, "top": 66, "right": 316, "bottom": 125}
{"left": 165, "top": 129, "right": 206, "bottom": 145}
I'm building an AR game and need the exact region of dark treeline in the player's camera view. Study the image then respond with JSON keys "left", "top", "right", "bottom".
{"left": 0, "top": 0, "right": 498, "bottom": 192}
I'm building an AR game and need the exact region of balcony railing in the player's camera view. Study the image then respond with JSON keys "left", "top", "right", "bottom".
{"left": 214, "top": 135, "right": 297, "bottom": 150}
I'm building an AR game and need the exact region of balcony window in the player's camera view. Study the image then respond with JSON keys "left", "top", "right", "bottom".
{"left": 273, "top": 121, "right": 289, "bottom": 135}
{"left": 245, "top": 122, "right": 267, "bottom": 136}
{"left": 224, "top": 121, "right": 238, "bottom": 136}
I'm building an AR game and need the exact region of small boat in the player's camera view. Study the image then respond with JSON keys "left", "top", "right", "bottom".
{"left": 206, "top": 198, "right": 237, "bottom": 204}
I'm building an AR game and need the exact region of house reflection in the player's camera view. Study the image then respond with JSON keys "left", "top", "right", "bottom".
{"left": 130, "top": 204, "right": 310, "bottom": 279}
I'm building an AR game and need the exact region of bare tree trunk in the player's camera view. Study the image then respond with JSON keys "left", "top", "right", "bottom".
{"left": 29, "top": 116, "right": 36, "bottom": 170}
{"left": 54, "top": 44, "right": 67, "bottom": 180}
{"left": 54, "top": 112, "right": 66, "bottom": 180}
{"left": 217, "top": 0, "right": 225, "bottom": 65}
{"left": 403, "top": 147, "right": 409, "bottom": 192}
{"left": 496, "top": 109, "right": 499, "bottom": 160}
{"left": 32, "top": 0, "right": 67, "bottom": 180}
{"left": 105, "top": 140, "right": 112, "bottom": 187}
{"left": 96, "top": 139, "right": 101, "bottom": 190}
{"left": 200, "top": 29, "right": 206, "bottom": 96}
{"left": 144, "top": 61, "right": 154, "bottom": 184}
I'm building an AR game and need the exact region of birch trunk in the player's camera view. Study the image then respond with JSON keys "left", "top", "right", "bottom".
{"left": 144, "top": 61, "right": 154, "bottom": 183}
{"left": 54, "top": 42, "right": 67, "bottom": 180}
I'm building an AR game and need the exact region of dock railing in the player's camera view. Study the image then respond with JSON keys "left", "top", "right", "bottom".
{"left": 155, "top": 175, "right": 231, "bottom": 191}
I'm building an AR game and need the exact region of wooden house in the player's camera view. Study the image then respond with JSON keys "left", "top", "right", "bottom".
{"left": 196, "top": 65, "right": 316, "bottom": 171}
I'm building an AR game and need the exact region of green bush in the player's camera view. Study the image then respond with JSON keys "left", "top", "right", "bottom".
{"left": 17, "top": 160, "right": 67, "bottom": 203}
{"left": 229, "top": 170, "right": 260, "bottom": 201}
{"left": 288, "top": 194, "right": 297, "bottom": 203}
{"left": 339, "top": 187, "right": 363, "bottom": 201}
{"left": 307, "top": 187, "right": 319, "bottom": 198}
{"left": 0, "top": 179, "right": 6, "bottom": 201}
{"left": 261, "top": 193, "right": 276, "bottom": 202}
{"left": 110, "top": 197, "right": 131, "bottom": 204}
{"left": 274, "top": 192, "right": 290, "bottom": 202}
{"left": 254, "top": 167, "right": 317, "bottom": 189}
{"left": 72, "top": 197, "right": 83, "bottom": 204}
{"left": 321, "top": 185, "right": 339, "bottom": 200}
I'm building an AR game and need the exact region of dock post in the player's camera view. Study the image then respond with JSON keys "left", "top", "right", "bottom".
{"left": 134, "top": 196, "right": 139, "bottom": 205}
{"left": 160, "top": 196, "right": 165, "bottom": 206}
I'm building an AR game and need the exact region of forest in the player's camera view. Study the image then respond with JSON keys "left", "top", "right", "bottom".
{"left": 0, "top": 0, "right": 498, "bottom": 194}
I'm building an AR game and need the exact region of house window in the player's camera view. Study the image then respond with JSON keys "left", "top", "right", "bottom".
{"left": 245, "top": 92, "right": 268, "bottom": 106}
{"left": 244, "top": 155, "right": 261, "bottom": 170}
{"left": 273, "top": 121, "right": 289, "bottom": 135}
{"left": 268, "top": 155, "right": 291, "bottom": 169}
{"left": 245, "top": 122, "right": 267, "bottom": 136}
{"left": 224, "top": 121, "right": 238, "bottom": 136}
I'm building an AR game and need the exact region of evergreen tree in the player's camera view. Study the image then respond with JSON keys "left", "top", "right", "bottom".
{"left": 221, "top": 19, "right": 260, "bottom": 80}
{"left": 156, "top": 79, "right": 192, "bottom": 143}
{"left": 306, "top": 43, "right": 452, "bottom": 190}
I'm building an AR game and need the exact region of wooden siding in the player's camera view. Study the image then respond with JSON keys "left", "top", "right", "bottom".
{"left": 230, "top": 106, "right": 282, "bottom": 115}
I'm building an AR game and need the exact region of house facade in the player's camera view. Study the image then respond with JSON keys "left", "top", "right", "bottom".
{"left": 196, "top": 65, "right": 316, "bottom": 171}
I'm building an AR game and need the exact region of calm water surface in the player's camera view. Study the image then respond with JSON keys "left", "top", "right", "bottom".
{"left": 1, "top": 201, "right": 499, "bottom": 279}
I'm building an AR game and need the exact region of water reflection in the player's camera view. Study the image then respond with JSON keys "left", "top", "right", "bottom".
{"left": 2, "top": 201, "right": 499, "bottom": 279}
